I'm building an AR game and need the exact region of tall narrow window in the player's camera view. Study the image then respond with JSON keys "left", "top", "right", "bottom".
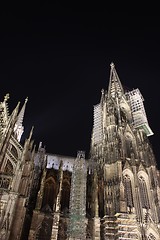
{"left": 42, "top": 177, "right": 56, "bottom": 211}
{"left": 138, "top": 176, "right": 150, "bottom": 209}
{"left": 125, "top": 134, "right": 134, "bottom": 158}
{"left": 60, "top": 180, "right": 70, "bottom": 213}
{"left": 123, "top": 175, "right": 134, "bottom": 208}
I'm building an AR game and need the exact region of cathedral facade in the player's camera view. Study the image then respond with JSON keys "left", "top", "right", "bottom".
{"left": 1, "top": 64, "right": 160, "bottom": 239}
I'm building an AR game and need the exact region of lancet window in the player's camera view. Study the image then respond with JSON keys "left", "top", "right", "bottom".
{"left": 60, "top": 179, "right": 70, "bottom": 214}
{"left": 123, "top": 175, "right": 134, "bottom": 208}
{"left": 138, "top": 176, "right": 150, "bottom": 209}
{"left": 125, "top": 134, "right": 135, "bottom": 158}
{"left": 42, "top": 177, "right": 56, "bottom": 211}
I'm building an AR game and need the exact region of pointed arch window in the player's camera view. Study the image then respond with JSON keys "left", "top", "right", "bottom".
{"left": 123, "top": 175, "right": 134, "bottom": 208}
{"left": 138, "top": 176, "right": 150, "bottom": 209}
{"left": 125, "top": 133, "right": 137, "bottom": 159}
{"left": 60, "top": 179, "right": 70, "bottom": 213}
{"left": 42, "top": 177, "right": 56, "bottom": 211}
{"left": 126, "top": 137, "right": 133, "bottom": 158}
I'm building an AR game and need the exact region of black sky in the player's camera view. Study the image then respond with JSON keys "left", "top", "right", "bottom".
{"left": 0, "top": 6, "right": 160, "bottom": 166}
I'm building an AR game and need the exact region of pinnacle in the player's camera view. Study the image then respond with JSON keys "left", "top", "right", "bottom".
{"left": 110, "top": 62, "right": 115, "bottom": 69}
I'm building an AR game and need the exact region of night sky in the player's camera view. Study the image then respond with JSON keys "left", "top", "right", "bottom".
{"left": 0, "top": 7, "right": 160, "bottom": 167}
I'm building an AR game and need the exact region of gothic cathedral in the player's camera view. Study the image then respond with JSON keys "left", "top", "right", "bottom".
{"left": 0, "top": 63, "right": 160, "bottom": 239}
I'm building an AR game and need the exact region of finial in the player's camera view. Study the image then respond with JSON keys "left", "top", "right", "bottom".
{"left": 25, "top": 97, "right": 28, "bottom": 103}
{"left": 38, "top": 141, "right": 42, "bottom": 149}
{"left": 110, "top": 62, "right": 115, "bottom": 69}
{"left": 4, "top": 93, "right": 10, "bottom": 101}
{"left": 77, "top": 150, "right": 85, "bottom": 159}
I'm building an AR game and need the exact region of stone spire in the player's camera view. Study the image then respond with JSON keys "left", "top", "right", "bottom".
{"left": 16, "top": 97, "right": 28, "bottom": 126}
{"left": 0, "top": 101, "right": 20, "bottom": 164}
{"left": 14, "top": 97, "right": 28, "bottom": 142}
{"left": 108, "top": 62, "right": 124, "bottom": 99}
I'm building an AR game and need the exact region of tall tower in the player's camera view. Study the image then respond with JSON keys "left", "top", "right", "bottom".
{"left": 89, "top": 63, "right": 160, "bottom": 239}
